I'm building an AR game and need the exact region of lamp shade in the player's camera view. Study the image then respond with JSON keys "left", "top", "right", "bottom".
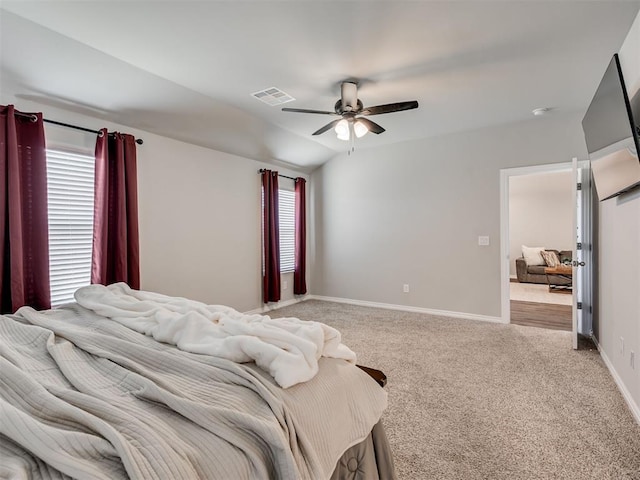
{"left": 335, "top": 119, "right": 350, "bottom": 141}
{"left": 354, "top": 120, "right": 369, "bottom": 138}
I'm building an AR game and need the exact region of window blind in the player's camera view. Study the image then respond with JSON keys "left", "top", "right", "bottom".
{"left": 278, "top": 189, "right": 295, "bottom": 273}
{"left": 46, "top": 150, "right": 95, "bottom": 307}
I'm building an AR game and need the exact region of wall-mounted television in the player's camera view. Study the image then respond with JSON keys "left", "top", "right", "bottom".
{"left": 582, "top": 53, "right": 640, "bottom": 201}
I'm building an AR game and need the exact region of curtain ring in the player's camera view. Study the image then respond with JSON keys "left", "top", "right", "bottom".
{"left": 29, "top": 115, "right": 37, "bottom": 123}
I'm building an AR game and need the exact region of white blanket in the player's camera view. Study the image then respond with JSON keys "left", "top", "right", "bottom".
{"left": 73, "top": 283, "right": 356, "bottom": 388}
{"left": 2, "top": 304, "right": 387, "bottom": 479}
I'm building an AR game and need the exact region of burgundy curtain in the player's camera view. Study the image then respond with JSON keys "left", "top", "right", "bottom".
{"left": 294, "top": 177, "right": 307, "bottom": 295}
{"left": 91, "top": 129, "right": 140, "bottom": 289}
{"left": 0, "top": 105, "right": 51, "bottom": 313}
{"left": 262, "top": 169, "right": 280, "bottom": 303}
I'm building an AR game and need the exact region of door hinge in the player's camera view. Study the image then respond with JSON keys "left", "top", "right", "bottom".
{"left": 577, "top": 242, "right": 582, "bottom": 250}
{"left": 577, "top": 302, "right": 583, "bottom": 310}
{"left": 577, "top": 183, "right": 582, "bottom": 190}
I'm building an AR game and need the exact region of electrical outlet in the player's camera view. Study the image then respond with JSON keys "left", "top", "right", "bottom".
{"left": 403, "top": 284, "right": 410, "bottom": 293}
{"left": 478, "top": 236, "right": 490, "bottom": 246}
{"left": 620, "top": 337, "right": 624, "bottom": 355}
{"left": 631, "top": 351, "right": 635, "bottom": 370}
{"left": 283, "top": 280, "right": 288, "bottom": 290}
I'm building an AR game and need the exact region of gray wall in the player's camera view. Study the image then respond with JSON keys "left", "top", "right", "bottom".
{"left": 136, "top": 134, "right": 308, "bottom": 312}
{"left": 594, "top": 11, "right": 640, "bottom": 418}
{"left": 311, "top": 113, "right": 588, "bottom": 318}
{"left": 509, "top": 171, "right": 573, "bottom": 276}
{"left": 0, "top": 90, "right": 309, "bottom": 313}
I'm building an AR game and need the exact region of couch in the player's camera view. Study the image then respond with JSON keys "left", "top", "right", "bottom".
{"left": 515, "top": 249, "right": 572, "bottom": 285}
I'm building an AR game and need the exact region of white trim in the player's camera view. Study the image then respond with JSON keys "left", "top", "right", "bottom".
{"left": 244, "top": 295, "right": 309, "bottom": 315}
{"left": 501, "top": 162, "right": 573, "bottom": 177}
{"left": 572, "top": 157, "right": 579, "bottom": 350}
{"left": 500, "top": 169, "right": 511, "bottom": 324}
{"left": 592, "top": 336, "right": 640, "bottom": 425}
{"left": 499, "top": 162, "right": 573, "bottom": 324}
{"left": 307, "top": 295, "right": 505, "bottom": 324}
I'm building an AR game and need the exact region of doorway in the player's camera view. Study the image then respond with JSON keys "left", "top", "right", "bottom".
{"left": 500, "top": 163, "right": 574, "bottom": 331}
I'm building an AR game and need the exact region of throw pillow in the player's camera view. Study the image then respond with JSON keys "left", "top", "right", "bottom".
{"left": 541, "top": 250, "right": 560, "bottom": 267}
{"left": 522, "top": 245, "right": 546, "bottom": 266}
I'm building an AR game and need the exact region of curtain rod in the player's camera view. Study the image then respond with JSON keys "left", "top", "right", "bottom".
{"left": 15, "top": 111, "right": 144, "bottom": 145}
{"left": 258, "top": 168, "right": 298, "bottom": 181}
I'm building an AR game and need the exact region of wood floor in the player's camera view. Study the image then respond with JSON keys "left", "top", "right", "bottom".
{"left": 510, "top": 300, "right": 572, "bottom": 331}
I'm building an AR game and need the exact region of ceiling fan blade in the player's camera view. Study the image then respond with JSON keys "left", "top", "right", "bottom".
{"left": 356, "top": 117, "right": 385, "bottom": 134}
{"left": 341, "top": 82, "right": 358, "bottom": 111}
{"left": 282, "top": 107, "right": 338, "bottom": 115}
{"left": 361, "top": 101, "right": 419, "bottom": 116}
{"left": 312, "top": 119, "right": 343, "bottom": 136}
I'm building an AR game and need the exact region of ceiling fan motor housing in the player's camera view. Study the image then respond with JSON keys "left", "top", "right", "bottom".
{"left": 340, "top": 82, "right": 359, "bottom": 112}
{"left": 335, "top": 99, "right": 363, "bottom": 115}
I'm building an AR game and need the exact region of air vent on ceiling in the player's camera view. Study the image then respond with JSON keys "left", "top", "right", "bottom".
{"left": 251, "top": 87, "right": 295, "bottom": 106}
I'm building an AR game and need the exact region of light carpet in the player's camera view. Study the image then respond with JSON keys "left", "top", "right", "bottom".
{"left": 274, "top": 300, "right": 640, "bottom": 480}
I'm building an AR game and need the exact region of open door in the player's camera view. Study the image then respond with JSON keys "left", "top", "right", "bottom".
{"left": 572, "top": 157, "right": 593, "bottom": 349}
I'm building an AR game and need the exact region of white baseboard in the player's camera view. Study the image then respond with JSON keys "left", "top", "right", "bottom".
{"left": 244, "top": 295, "right": 309, "bottom": 315}
{"left": 306, "top": 295, "right": 506, "bottom": 324}
{"left": 592, "top": 336, "right": 640, "bottom": 425}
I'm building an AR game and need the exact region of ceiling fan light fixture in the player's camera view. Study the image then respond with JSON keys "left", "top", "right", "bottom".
{"left": 282, "top": 81, "right": 418, "bottom": 141}
{"left": 354, "top": 120, "right": 369, "bottom": 138}
{"left": 335, "top": 119, "right": 350, "bottom": 141}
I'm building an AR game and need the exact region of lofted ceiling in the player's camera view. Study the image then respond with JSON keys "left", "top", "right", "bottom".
{"left": 1, "top": 1, "right": 638, "bottom": 171}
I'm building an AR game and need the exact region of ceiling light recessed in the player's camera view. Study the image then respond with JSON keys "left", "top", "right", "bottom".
{"left": 532, "top": 107, "right": 552, "bottom": 116}
{"left": 251, "top": 87, "right": 295, "bottom": 106}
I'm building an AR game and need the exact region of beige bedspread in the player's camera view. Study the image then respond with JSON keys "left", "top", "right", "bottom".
{"left": 0, "top": 304, "right": 387, "bottom": 479}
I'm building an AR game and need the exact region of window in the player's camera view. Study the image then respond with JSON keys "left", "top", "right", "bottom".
{"left": 278, "top": 189, "right": 295, "bottom": 273}
{"left": 261, "top": 187, "right": 295, "bottom": 274}
{"left": 46, "top": 150, "right": 95, "bottom": 307}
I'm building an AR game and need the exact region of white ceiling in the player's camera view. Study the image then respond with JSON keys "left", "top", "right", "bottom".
{"left": 1, "top": 1, "right": 638, "bottom": 171}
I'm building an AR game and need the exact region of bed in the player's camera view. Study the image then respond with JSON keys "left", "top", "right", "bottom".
{"left": 0, "top": 284, "right": 395, "bottom": 480}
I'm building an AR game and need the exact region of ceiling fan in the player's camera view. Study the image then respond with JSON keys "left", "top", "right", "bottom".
{"left": 282, "top": 81, "right": 419, "bottom": 141}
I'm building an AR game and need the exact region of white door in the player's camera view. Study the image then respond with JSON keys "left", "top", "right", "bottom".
{"left": 572, "top": 157, "right": 593, "bottom": 349}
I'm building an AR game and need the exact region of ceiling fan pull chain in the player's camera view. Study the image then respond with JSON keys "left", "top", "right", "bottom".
{"left": 349, "top": 122, "right": 355, "bottom": 154}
